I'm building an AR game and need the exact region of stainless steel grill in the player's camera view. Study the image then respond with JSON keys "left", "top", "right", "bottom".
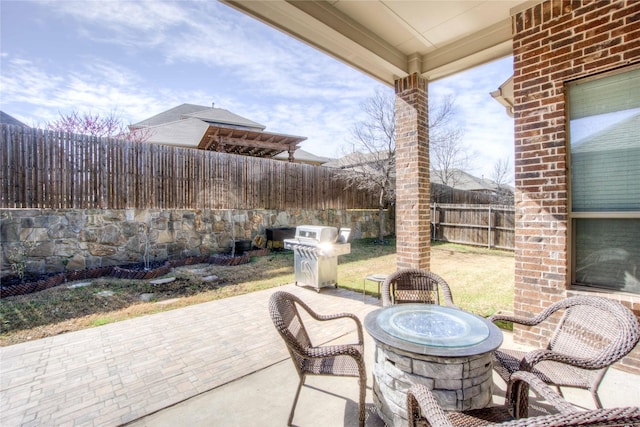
{"left": 284, "top": 225, "right": 351, "bottom": 292}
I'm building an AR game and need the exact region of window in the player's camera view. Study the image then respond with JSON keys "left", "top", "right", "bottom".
{"left": 569, "top": 66, "right": 640, "bottom": 294}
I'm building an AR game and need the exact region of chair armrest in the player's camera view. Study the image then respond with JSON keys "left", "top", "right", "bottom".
{"left": 407, "top": 384, "right": 454, "bottom": 427}
{"left": 301, "top": 343, "right": 364, "bottom": 362}
{"left": 506, "top": 371, "right": 579, "bottom": 418}
{"left": 500, "top": 407, "right": 640, "bottom": 427}
{"left": 489, "top": 312, "right": 541, "bottom": 326}
{"left": 519, "top": 349, "right": 603, "bottom": 371}
{"left": 294, "top": 297, "right": 364, "bottom": 344}
{"left": 309, "top": 311, "right": 364, "bottom": 344}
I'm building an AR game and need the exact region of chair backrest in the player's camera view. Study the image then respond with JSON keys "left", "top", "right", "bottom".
{"left": 268, "top": 291, "right": 313, "bottom": 374}
{"left": 546, "top": 296, "right": 640, "bottom": 369}
{"left": 381, "top": 268, "right": 454, "bottom": 307}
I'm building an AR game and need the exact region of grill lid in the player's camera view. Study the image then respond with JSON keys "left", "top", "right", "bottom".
{"left": 293, "top": 225, "right": 338, "bottom": 245}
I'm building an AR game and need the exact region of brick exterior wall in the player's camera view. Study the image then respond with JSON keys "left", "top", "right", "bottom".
{"left": 394, "top": 74, "right": 431, "bottom": 270}
{"left": 512, "top": 0, "right": 640, "bottom": 373}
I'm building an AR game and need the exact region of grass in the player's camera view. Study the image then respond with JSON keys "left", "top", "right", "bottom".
{"left": 0, "top": 239, "right": 514, "bottom": 346}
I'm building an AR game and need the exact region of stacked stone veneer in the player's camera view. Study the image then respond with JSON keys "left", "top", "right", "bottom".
{"left": 373, "top": 342, "right": 493, "bottom": 427}
{"left": 0, "top": 208, "right": 391, "bottom": 278}
{"left": 512, "top": 0, "right": 640, "bottom": 373}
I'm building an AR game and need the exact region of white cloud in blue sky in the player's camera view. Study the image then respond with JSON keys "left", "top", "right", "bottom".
{"left": 0, "top": 0, "right": 514, "bottom": 181}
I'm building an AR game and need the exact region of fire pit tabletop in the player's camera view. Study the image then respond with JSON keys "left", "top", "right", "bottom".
{"left": 364, "top": 304, "right": 503, "bottom": 357}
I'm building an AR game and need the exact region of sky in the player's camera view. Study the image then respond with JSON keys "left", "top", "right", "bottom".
{"left": 0, "top": 0, "right": 515, "bottom": 182}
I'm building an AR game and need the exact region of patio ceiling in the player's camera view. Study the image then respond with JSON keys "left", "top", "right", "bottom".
{"left": 221, "top": 0, "right": 536, "bottom": 85}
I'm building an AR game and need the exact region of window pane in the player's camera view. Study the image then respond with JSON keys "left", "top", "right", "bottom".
{"left": 570, "top": 67, "right": 640, "bottom": 120}
{"left": 571, "top": 110, "right": 640, "bottom": 211}
{"left": 570, "top": 67, "right": 640, "bottom": 212}
{"left": 574, "top": 218, "right": 640, "bottom": 294}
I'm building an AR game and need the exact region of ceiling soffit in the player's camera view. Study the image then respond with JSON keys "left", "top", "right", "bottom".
{"left": 222, "top": 0, "right": 526, "bottom": 84}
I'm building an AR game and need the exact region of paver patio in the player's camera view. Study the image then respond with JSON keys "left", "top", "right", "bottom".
{"left": 1, "top": 284, "right": 638, "bottom": 426}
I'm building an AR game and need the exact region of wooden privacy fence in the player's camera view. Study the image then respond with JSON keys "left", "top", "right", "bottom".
{"left": 431, "top": 203, "right": 515, "bottom": 250}
{"left": 0, "top": 125, "right": 379, "bottom": 210}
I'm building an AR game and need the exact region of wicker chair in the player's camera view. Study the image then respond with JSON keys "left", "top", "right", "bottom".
{"left": 381, "top": 268, "right": 455, "bottom": 307}
{"left": 268, "top": 291, "right": 367, "bottom": 427}
{"left": 489, "top": 295, "right": 640, "bottom": 409}
{"left": 407, "top": 371, "right": 640, "bottom": 427}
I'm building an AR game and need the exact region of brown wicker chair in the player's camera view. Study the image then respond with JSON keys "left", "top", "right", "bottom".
{"left": 268, "top": 291, "right": 367, "bottom": 427}
{"left": 489, "top": 295, "right": 640, "bottom": 409}
{"left": 407, "top": 371, "right": 640, "bottom": 427}
{"left": 381, "top": 268, "right": 455, "bottom": 307}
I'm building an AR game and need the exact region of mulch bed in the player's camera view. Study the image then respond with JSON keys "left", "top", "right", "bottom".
{"left": 1, "top": 248, "right": 267, "bottom": 298}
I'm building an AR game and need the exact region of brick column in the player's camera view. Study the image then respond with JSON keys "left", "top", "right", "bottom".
{"left": 394, "top": 73, "right": 430, "bottom": 270}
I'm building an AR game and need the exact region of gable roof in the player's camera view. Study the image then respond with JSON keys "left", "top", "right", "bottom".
{"left": 430, "top": 168, "right": 509, "bottom": 192}
{"left": 129, "top": 103, "right": 306, "bottom": 160}
{"left": 143, "top": 118, "right": 210, "bottom": 148}
{"left": 322, "top": 150, "right": 390, "bottom": 168}
{"left": 130, "top": 103, "right": 265, "bottom": 130}
{"left": 184, "top": 108, "right": 265, "bottom": 131}
{"left": 0, "top": 111, "right": 29, "bottom": 127}
{"left": 273, "top": 148, "right": 332, "bottom": 165}
{"left": 572, "top": 112, "right": 640, "bottom": 153}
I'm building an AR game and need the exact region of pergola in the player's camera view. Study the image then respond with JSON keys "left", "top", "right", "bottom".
{"left": 197, "top": 124, "right": 306, "bottom": 161}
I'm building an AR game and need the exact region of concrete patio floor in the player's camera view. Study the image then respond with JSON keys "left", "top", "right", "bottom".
{"left": 1, "top": 284, "right": 639, "bottom": 426}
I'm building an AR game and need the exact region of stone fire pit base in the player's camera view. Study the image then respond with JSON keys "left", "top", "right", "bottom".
{"left": 372, "top": 342, "right": 494, "bottom": 427}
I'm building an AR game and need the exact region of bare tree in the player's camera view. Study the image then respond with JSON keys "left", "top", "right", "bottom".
{"left": 47, "top": 111, "right": 150, "bottom": 142}
{"left": 335, "top": 90, "right": 464, "bottom": 242}
{"left": 428, "top": 96, "right": 468, "bottom": 188}
{"left": 334, "top": 89, "right": 395, "bottom": 243}
{"left": 491, "top": 157, "right": 511, "bottom": 188}
{"left": 491, "top": 157, "right": 514, "bottom": 204}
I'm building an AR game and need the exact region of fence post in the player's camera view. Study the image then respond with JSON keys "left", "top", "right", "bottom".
{"left": 431, "top": 203, "right": 437, "bottom": 240}
{"left": 488, "top": 205, "right": 492, "bottom": 249}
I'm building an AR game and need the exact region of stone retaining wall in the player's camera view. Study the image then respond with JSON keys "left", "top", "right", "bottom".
{"left": 0, "top": 208, "right": 392, "bottom": 278}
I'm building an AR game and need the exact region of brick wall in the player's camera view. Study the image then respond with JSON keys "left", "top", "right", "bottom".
{"left": 512, "top": 0, "right": 640, "bottom": 373}
{"left": 394, "top": 74, "right": 431, "bottom": 270}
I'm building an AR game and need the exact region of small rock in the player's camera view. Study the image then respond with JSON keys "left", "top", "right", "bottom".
{"left": 139, "top": 293, "right": 155, "bottom": 302}
{"left": 186, "top": 268, "right": 209, "bottom": 274}
{"left": 149, "top": 277, "right": 176, "bottom": 285}
{"left": 96, "top": 291, "right": 114, "bottom": 297}
{"left": 202, "top": 275, "right": 219, "bottom": 282}
{"left": 68, "top": 282, "right": 92, "bottom": 289}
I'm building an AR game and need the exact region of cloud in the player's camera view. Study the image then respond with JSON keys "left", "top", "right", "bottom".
{"left": 1, "top": 0, "right": 514, "bottom": 179}
{"left": 40, "top": 0, "right": 377, "bottom": 100}
{"left": 1, "top": 53, "right": 196, "bottom": 126}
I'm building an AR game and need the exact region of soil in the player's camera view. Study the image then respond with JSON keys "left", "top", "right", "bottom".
{"left": 0, "top": 251, "right": 295, "bottom": 346}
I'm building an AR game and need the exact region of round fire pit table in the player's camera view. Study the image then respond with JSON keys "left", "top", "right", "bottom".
{"left": 364, "top": 304, "right": 503, "bottom": 427}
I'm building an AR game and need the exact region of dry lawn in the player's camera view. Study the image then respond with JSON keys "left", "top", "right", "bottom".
{"left": 0, "top": 240, "right": 514, "bottom": 346}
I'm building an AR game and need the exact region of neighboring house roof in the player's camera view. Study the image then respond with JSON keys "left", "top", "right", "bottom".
{"left": 325, "top": 152, "right": 513, "bottom": 193}
{"left": 129, "top": 103, "right": 306, "bottom": 160}
{"left": 273, "top": 148, "right": 333, "bottom": 165}
{"left": 0, "top": 111, "right": 29, "bottom": 127}
{"left": 143, "top": 118, "right": 210, "bottom": 148}
{"left": 322, "top": 151, "right": 390, "bottom": 168}
{"left": 130, "top": 103, "right": 265, "bottom": 130}
{"left": 184, "top": 108, "right": 265, "bottom": 131}
{"left": 431, "top": 168, "right": 512, "bottom": 193}
{"left": 572, "top": 112, "right": 640, "bottom": 153}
